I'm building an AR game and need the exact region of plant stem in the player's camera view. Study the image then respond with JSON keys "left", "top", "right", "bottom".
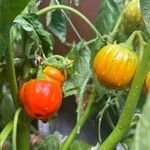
{"left": 12, "top": 107, "right": 22, "bottom": 150}
{"left": 54, "top": 0, "right": 83, "bottom": 41}
{"left": 36, "top": 5, "right": 103, "bottom": 40}
{"left": 6, "top": 24, "right": 30, "bottom": 150}
{"left": 77, "top": 73, "right": 92, "bottom": 128}
{"left": 6, "top": 31, "right": 19, "bottom": 109}
{"left": 17, "top": 111, "right": 30, "bottom": 150}
{"left": 53, "top": 0, "right": 96, "bottom": 58}
{"left": 105, "top": 110, "right": 115, "bottom": 130}
{"left": 98, "top": 42, "right": 150, "bottom": 150}
{"left": 59, "top": 85, "right": 97, "bottom": 150}
{"left": 86, "top": 37, "right": 99, "bottom": 45}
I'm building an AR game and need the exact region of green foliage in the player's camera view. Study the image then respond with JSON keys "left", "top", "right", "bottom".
{"left": 35, "top": 133, "right": 61, "bottom": 150}
{"left": 46, "top": 0, "right": 67, "bottom": 43}
{"left": 95, "top": 0, "right": 120, "bottom": 34}
{"left": 140, "top": 0, "right": 150, "bottom": 35}
{"left": 90, "top": 38, "right": 106, "bottom": 63}
{"left": 13, "top": 13, "right": 53, "bottom": 58}
{"left": 2, "top": 93, "right": 15, "bottom": 125}
{"left": 35, "top": 133, "right": 91, "bottom": 150}
{"left": 70, "top": 140, "right": 92, "bottom": 150}
{"left": 24, "top": 14, "right": 54, "bottom": 52}
{"left": 132, "top": 93, "right": 150, "bottom": 150}
{"left": 1, "top": 0, "right": 150, "bottom": 149}
{"left": 63, "top": 42, "right": 93, "bottom": 124}
{"left": 63, "top": 42, "right": 91, "bottom": 97}
{"left": 0, "top": 121, "right": 13, "bottom": 149}
{"left": 0, "top": 0, "right": 30, "bottom": 54}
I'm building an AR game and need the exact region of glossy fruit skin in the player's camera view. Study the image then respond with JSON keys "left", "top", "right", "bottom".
{"left": 42, "top": 66, "right": 65, "bottom": 86}
{"left": 93, "top": 44, "right": 137, "bottom": 88}
{"left": 145, "top": 72, "right": 150, "bottom": 92}
{"left": 19, "top": 80, "right": 62, "bottom": 120}
{"left": 123, "top": 0, "right": 144, "bottom": 34}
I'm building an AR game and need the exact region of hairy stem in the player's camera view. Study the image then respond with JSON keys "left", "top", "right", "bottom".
{"left": 6, "top": 23, "right": 30, "bottom": 150}
{"left": 59, "top": 85, "right": 97, "bottom": 150}
{"left": 6, "top": 32, "right": 19, "bottom": 109}
{"left": 17, "top": 111, "right": 30, "bottom": 150}
{"left": 98, "top": 42, "right": 150, "bottom": 150}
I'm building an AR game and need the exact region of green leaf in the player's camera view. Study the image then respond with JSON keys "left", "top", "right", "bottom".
{"left": 13, "top": 13, "right": 53, "bottom": 57}
{"left": 95, "top": 0, "right": 120, "bottom": 35}
{"left": 140, "top": 0, "right": 150, "bottom": 35}
{"left": 70, "top": 140, "right": 92, "bottom": 150}
{"left": 2, "top": 93, "right": 15, "bottom": 125}
{"left": 63, "top": 42, "right": 91, "bottom": 97}
{"left": 13, "top": 18, "right": 36, "bottom": 58}
{"left": 90, "top": 38, "right": 105, "bottom": 63}
{"left": 132, "top": 93, "right": 150, "bottom": 150}
{"left": 23, "top": 14, "right": 54, "bottom": 52}
{"left": 46, "top": 0, "right": 67, "bottom": 43}
{"left": 0, "top": 0, "right": 30, "bottom": 54}
{"left": 24, "top": 0, "right": 40, "bottom": 13}
{"left": 120, "top": 129, "right": 135, "bottom": 150}
{"left": 0, "top": 121, "right": 13, "bottom": 149}
{"left": 35, "top": 133, "right": 60, "bottom": 150}
{"left": 63, "top": 42, "right": 92, "bottom": 126}
{"left": 93, "top": 78, "right": 106, "bottom": 99}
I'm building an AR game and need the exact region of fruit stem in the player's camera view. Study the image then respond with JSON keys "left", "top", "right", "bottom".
{"left": 59, "top": 85, "right": 97, "bottom": 150}
{"left": 98, "top": 42, "right": 150, "bottom": 150}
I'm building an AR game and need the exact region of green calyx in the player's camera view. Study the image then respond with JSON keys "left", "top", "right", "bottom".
{"left": 119, "top": 31, "right": 146, "bottom": 53}
{"left": 43, "top": 55, "right": 73, "bottom": 70}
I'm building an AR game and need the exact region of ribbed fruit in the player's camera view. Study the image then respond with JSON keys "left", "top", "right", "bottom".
{"left": 42, "top": 66, "right": 66, "bottom": 86}
{"left": 93, "top": 44, "right": 137, "bottom": 88}
{"left": 19, "top": 80, "right": 62, "bottom": 120}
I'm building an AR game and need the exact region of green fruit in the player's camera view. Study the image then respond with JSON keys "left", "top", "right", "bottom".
{"left": 123, "top": 0, "right": 144, "bottom": 34}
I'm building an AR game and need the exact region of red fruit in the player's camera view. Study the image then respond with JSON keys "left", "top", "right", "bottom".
{"left": 19, "top": 80, "right": 62, "bottom": 120}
